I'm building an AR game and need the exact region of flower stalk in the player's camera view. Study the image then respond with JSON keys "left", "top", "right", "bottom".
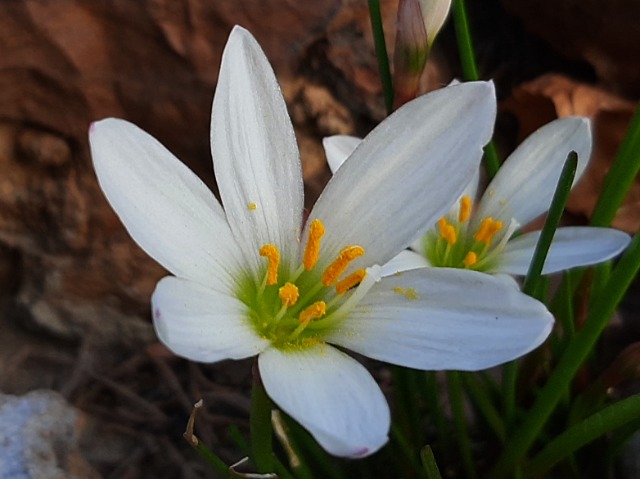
{"left": 251, "top": 371, "right": 275, "bottom": 473}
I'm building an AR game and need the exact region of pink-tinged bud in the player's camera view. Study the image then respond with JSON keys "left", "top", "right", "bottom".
{"left": 393, "top": 0, "right": 429, "bottom": 108}
{"left": 393, "top": 0, "right": 451, "bottom": 108}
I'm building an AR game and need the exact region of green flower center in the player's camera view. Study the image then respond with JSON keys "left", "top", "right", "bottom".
{"left": 423, "top": 195, "right": 514, "bottom": 272}
{"left": 237, "top": 219, "right": 373, "bottom": 350}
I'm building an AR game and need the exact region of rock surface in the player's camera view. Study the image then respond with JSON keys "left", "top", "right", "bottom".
{"left": 501, "top": 0, "right": 640, "bottom": 98}
{"left": 0, "top": 390, "right": 99, "bottom": 479}
{"left": 0, "top": 0, "right": 399, "bottom": 345}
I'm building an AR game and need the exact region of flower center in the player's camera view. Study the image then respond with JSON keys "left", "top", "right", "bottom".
{"left": 242, "top": 219, "right": 376, "bottom": 349}
{"left": 424, "top": 195, "right": 517, "bottom": 271}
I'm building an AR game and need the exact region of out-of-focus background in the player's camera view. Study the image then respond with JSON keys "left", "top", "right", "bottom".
{"left": 0, "top": 0, "right": 639, "bottom": 477}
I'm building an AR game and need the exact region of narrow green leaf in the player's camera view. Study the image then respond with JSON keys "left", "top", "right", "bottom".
{"left": 522, "top": 151, "right": 578, "bottom": 296}
{"left": 447, "top": 371, "right": 477, "bottom": 479}
{"left": 188, "top": 439, "right": 231, "bottom": 477}
{"left": 368, "top": 0, "right": 394, "bottom": 114}
{"left": 424, "top": 371, "right": 451, "bottom": 461}
{"left": 591, "top": 104, "right": 640, "bottom": 227}
{"left": 463, "top": 372, "right": 506, "bottom": 442}
{"left": 451, "top": 0, "right": 500, "bottom": 178}
{"left": 421, "top": 445, "right": 444, "bottom": 479}
{"left": 525, "top": 394, "right": 640, "bottom": 477}
{"left": 251, "top": 379, "right": 274, "bottom": 473}
{"left": 391, "top": 425, "right": 429, "bottom": 479}
{"left": 488, "top": 233, "right": 640, "bottom": 478}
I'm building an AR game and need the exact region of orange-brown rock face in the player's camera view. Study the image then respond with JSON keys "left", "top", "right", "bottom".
{"left": 0, "top": 0, "right": 400, "bottom": 345}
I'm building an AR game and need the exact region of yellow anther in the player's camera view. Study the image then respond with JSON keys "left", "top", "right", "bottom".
{"left": 303, "top": 219, "right": 325, "bottom": 270}
{"left": 437, "top": 218, "right": 457, "bottom": 245}
{"left": 322, "top": 246, "right": 366, "bottom": 286}
{"left": 459, "top": 195, "right": 472, "bottom": 223}
{"left": 247, "top": 202, "right": 257, "bottom": 211}
{"left": 336, "top": 269, "right": 367, "bottom": 295}
{"left": 463, "top": 251, "right": 478, "bottom": 267}
{"left": 474, "top": 217, "right": 503, "bottom": 245}
{"left": 299, "top": 301, "right": 326, "bottom": 324}
{"left": 259, "top": 244, "right": 280, "bottom": 285}
{"left": 279, "top": 282, "right": 299, "bottom": 307}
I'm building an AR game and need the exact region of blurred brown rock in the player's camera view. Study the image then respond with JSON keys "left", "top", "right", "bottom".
{"left": 0, "top": 0, "right": 401, "bottom": 344}
{"left": 501, "top": 0, "right": 640, "bottom": 99}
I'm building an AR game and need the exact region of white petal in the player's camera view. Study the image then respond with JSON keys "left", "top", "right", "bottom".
{"left": 259, "top": 344, "right": 390, "bottom": 458}
{"left": 323, "top": 135, "right": 362, "bottom": 173}
{"left": 476, "top": 117, "right": 592, "bottom": 227}
{"left": 307, "top": 82, "right": 496, "bottom": 271}
{"left": 420, "top": 0, "right": 452, "bottom": 46}
{"left": 462, "top": 166, "right": 481, "bottom": 202}
{"left": 380, "top": 250, "right": 431, "bottom": 277}
{"left": 90, "top": 119, "right": 242, "bottom": 291}
{"left": 211, "top": 26, "right": 303, "bottom": 275}
{"left": 152, "top": 276, "right": 269, "bottom": 363}
{"left": 325, "top": 268, "right": 553, "bottom": 370}
{"left": 498, "top": 227, "right": 631, "bottom": 275}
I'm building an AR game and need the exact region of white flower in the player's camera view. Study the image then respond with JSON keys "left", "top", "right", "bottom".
{"left": 325, "top": 118, "right": 631, "bottom": 276}
{"left": 90, "top": 26, "right": 553, "bottom": 458}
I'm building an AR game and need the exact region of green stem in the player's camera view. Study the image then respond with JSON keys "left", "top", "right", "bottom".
{"left": 447, "top": 371, "right": 477, "bottom": 479}
{"left": 452, "top": 0, "right": 500, "bottom": 178}
{"left": 590, "top": 103, "right": 640, "bottom": 227}
{"left": 368, "top": 0, "right": 394, "bottom": 114}
{"left": 251, "top": 376, "right": 274, "bottom": 473}
{"left": 525, "top": 394, "right": 640, "bottom": 478}
{"left": 488, "top": 233, "right": 640, "bottom": 478}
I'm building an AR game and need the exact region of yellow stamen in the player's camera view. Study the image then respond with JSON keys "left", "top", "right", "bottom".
{"left": 336, "top": 269, "right": 367, "bottom": 295}
{"left": 463, "top": 251, "right": 477, "bottom": 267}
{"left": 459, "top": 195, "right": 472, "bottom": 223}
{"left": 322, "top": 246, "right": 365, "bottom": 286}
{"left": 259, "top": 244, "right": 280, "bottom": 285}
{"left": 299, "top": 301, "right": 327, "bottom": 324}
{"left": 303, "top": 219, "right": 325, "bottom": 270}
{"left": 247, "top": 202, "right": 257, "bottom": 211}
{"left": 438, "top": 217, "right": 457, "bottom": 244}
{"left": 279, "top": 282, "right": 299, "bottom": 307}
{"left": 474, "top": 217, "right": 503, "bottom": 245}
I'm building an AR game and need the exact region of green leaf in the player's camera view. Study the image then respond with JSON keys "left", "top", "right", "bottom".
{"left": 590, "top": 104, "right": 640, "bottom": 227}
{"left": 368, "top": 0, "right": 394, "bottom": 114}
{"left": 525, "top": 394, "right": 640, "bottom": 477}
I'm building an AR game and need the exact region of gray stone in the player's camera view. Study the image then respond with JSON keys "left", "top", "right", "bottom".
{"left": 0, "top": 390, "right": 99, "bottom": 479}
